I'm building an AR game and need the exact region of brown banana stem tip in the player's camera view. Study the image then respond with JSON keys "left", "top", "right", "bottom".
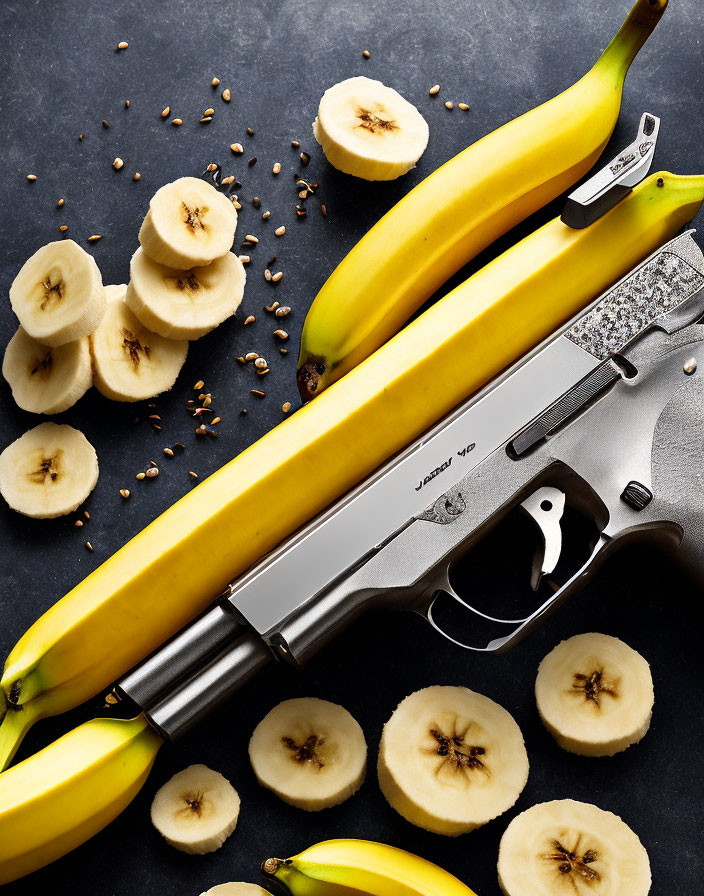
{"left": 297, "top": 358, "right": 327, "bottom": 401}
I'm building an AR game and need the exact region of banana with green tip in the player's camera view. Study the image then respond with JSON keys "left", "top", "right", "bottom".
{"left": 297, "top": 0, "right": 669, "bottom": 398}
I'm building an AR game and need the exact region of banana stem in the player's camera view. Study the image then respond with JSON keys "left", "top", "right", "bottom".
{"left": 596, "top": 0, "right": 668, "bottom": 82}
{"left": 0, "top": 704, "right": 40, "bottom": 770}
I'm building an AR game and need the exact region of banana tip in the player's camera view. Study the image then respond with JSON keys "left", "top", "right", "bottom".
{"left": 296, "top": 358, "right": 327, "bottom": 401}
{"left": 261, "top": 857, "right": 285, "bottom": 876}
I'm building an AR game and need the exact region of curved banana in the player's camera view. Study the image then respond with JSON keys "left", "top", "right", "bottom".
{"left": 2, "top": 171, "right": 703, "bottom": 770}
{"left": 296, "top": 0, "right": 669, "bottom": 398}
{"left": 261, "top": 839, "right": 477, "bottom": 896}
{"left": 0, "top": 715, "right": 161, "bottom": 885}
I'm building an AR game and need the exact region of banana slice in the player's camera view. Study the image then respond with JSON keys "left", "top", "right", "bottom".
{"left": 497, "top": 799, "right": 651, "bottom": 896}
{"left": 0, "top": 423, "right": 98, "bottom": 518}
{"left": 90, "top": 293, "right": 188, "bottom": 401}
{"left": 2, "top": 326, "right": 92, "bottom": 414}
{"left": 378, "top": 686, "right": 529, "bottom": 835}
{"left": 200, "top": 885, "right": 271, "bottom": 896}
{"left": 248, "top": 697, "right": 367, "bottom": 811}
{"left": 150, "top": 764, "right": 240, "bottom": 854}
{"left": 535, "top": 633, "right": 654, "bottom": 757}
{"left": 313, "top": 76, "right": 429, "bottom": 181}
{"left": 9, "top": 239, "right": 105, "bottom": 347}
{"left": 104, "top": 283, "right": 128, "bottom": 302}
{"left": 139, "top": 176, "right": 238, "bottom": 269}
{"left": 126, "top": 247, "right": 245, "bottom": 340}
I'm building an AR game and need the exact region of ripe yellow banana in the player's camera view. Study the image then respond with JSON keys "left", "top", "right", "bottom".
{"left": 2, "top": 171, "right": 702, "bottom": 772}
{"left": 261, "top": 839, "right": 477, "bottom": 896}
{"left": 0, "top": 714, "right": 161, "bottom": 885}
{"left": 296, "top": 0, "right": 669, "bottom": 399}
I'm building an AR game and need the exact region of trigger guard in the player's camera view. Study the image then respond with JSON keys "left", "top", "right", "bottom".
{"left": 423, "top": 590, "right": 529, "bottom": 653}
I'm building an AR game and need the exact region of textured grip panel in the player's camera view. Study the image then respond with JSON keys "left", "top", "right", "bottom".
{"left": 651, "top": 376, "right": 704, "bottom": 578}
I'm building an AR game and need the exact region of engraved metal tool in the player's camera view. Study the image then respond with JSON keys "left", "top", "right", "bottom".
{"left": 119, "top": 230, "right": 704, "bottom": 739}
{"left": 561, "top": 112, "right": 660, "bottom": 228}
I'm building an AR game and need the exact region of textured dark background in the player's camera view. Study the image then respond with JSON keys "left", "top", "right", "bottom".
{"left": 0, "top": 0, "right": 703, "bottom": 893}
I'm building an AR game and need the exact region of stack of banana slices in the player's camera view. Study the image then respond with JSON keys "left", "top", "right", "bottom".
{"left": 0, "top": 176, "right": 244, "bottom": 519}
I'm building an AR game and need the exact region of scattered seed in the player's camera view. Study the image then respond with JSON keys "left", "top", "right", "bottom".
{"left": 257, "top": 367, "right": 270, "bottom": 376}
{"left": 230, "top": 142, "right": 244, "bottom": 154}
{"left": 275, "top": 305, "right": 291, "bottom": 317}
{"left": 113, "top": 157, "right": 124, "bottom": 170}
{"left": 298, "top": 189, "right": 308, "bottom": 199}
{"left": 117, "top": 40, "right": 129, "bottom": 50}
{"left": 265, "top": 301, "right": 280, "bottom": 312}
{"left": 221, "top": 175, "right": 235, "bottom": 185}
{"left": 273, "top": 161, "right": 281, "bottom": 175}
{"left": 445, "top": 100, "right": 454, "bottom": 110}
{"left": 75, "top": 519, "right": 84, "bottom": 527}
{"left": 245, "top": 234, "right": 259, "bottom": 243}
{"left": 222, "top": 88, "right": 231, "bottom": 102}
{"left": 271, "top": 271, "right": 284, "bottom": 283}
{"left": 136, "top": 471, "right": 146, "bottom": 480}
{"left": 172, "top": 118, "right": 183, "bottom": 126}
{"left": 251, "top": 389, "right": 266, "bottom": 398}
{"left": 26, "top": 174, "right": 37, "bottom": 182}
{"left": 207, "top": 163, "right": 218, "bottom": 172}
{"left": 84, "top": 510, "right": 90, "bottom": 519}
{"left": 458, "top": 102, "right": 469, "bottom": 111}
{"left": 161, "top": 106, "right": 170, "bottom": 118}
{"left": 247, "top": 126, "right": 255, "bottom": 136}
{"left": 194, "top": 380, "right": 204, "bottom": 390}
{"left": 239, "top": 254, "right": 251, "bottom": 264}
{"left": 59, "top": 224, "right": 68, "bottom": 232}
{"left": 274, "top": 225, "right": 286, "bottom": 237}
{"left": 189, "top": 470, "right": 199, "bottom": 478}
{"left": 264, "top": 269, "right": 272, "bottom": 281}
{"left": 291, "top": 140, "right": 300, "bottom": 148}
{"left": 254, "top": 357, "right": 268, "bottom": 369}
{"left": 362, "top": 49, "right": 370, "bottom": 58}
{"left": 429, "top": 84, "right": 441, "bottom": 95}
{"left": 236, "top": 356, "right": 245, "bottom": 364}
{"left": 232, "top": 199, "right": 242, "bottom": 210}
{"left": 252, "top": 196, "right": 261, "bottom": 208}
{"left": 149, "top": 414, "right": 161, "bottom": 421}
{"left": 85, "top": 541, "right": 94, "bottom": 552}
{"left": 145, "top": 466, "right": 159, "bottom": 478}
{"left": 125, "top": 99, "right": 130, "bottom": 108}
{"left": 300, "top": 151, "right": 311, "bottom": 166}
{"left": 211, "top": 416, "right": 221, "bottom": 425}
{"left": 88, "top": 234, "right": 103, "bottom": 242}
{"left": 240, "top": 408, "right": 248, "bottom": 415}
{"left": 78, "top": 133, "right": 84, "bottom": 141}
{"left": 211, "top": 76, "right": 220, "bottom": 87}
{"left": 262, "top": 210, "right": 271, "bottom": 219}
{"left": 244, "top": 352, "right": 259, "bottom": 361}
{"left": 200, "top": 116, "right": 213, "bottom": 124}
{"left": 282, "top": 401, "right": 291, "bottom": 413}
{"left": 244, "top": 314, "right": 256, "bottom": 325}
{"left": 203, "top": 107, "right": 215, "bottom": 117}
{"left": 202, "top": 394, "right": 212, "bottom": 407}
{"left": 321, "top": 203, "right": 328, "bottom": 216}
{"left": 163, "top": 447, "right": 174, "bottom": 457}
{"left": 273, "top": 329, "right": 289, "bottom": 340}
{"left": 102, "top": 119, "right": 110, "bottom": 128}
{"left": 120, "top": 488, "right": 131, "bottom": 498}
{"left": 296, "top": 204, "right": 307, "bottom": 218}
{"left": 248, "top": 156, "right": 257, "bottom": 167}
{"left": 280, "top": 347, "right": 288, "bottom": 355}
{"left": 133, "top": 172, "right": 141, "bottom": 181}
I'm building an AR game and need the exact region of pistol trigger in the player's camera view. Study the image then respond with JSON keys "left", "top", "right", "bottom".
{"left": 519, "top": 486, "right": 566, "bottom": 591}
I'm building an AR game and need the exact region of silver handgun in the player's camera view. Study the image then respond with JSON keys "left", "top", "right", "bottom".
{"left": 116, "top": 225, "right": 704, "bottom": 741}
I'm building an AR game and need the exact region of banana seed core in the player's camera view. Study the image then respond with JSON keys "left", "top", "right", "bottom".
{"left": 29, "top": 451, "right": 63, "bottom": 485}
{"left": 181, "top": 202, "right": 208, "bottom": 233}
{"left": 570, "top": 669, "right": 618, "bottom": 709}
{"left": 427, "top": 723, "right": 489, "bottom": 781}
{"left": 38, "top": 274, "right": 64, "bottom": 311}
{"left": 282, "top": 733, "right": 327, "bottom": 769}
{"left": 356, "top": 106, "right": 398, "bottom": 135}
{"left": 542, "top": 839, "right": 601, "bottom": 886}
{"left": 29, "top": 351, "right": 54, "bottom": 378}
{"left": 121, "top": 328, "right": 151, "bottom": 367}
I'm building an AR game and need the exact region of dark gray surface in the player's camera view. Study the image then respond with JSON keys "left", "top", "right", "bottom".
{"left": 0, "top": 0, "right": 702, "bottom": 893}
